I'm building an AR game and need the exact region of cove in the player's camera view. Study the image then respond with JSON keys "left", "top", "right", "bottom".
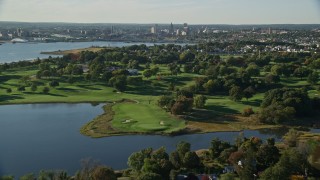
{"left": 0, "top": 41, "right": 188, "bottom": 63}
{"left": 0, "top": 103, "right": 311, "bottom": 177}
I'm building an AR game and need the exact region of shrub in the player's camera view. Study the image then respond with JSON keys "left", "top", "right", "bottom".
{"left": 17, "top": 86, "right": 25, "bottom": 92}
{"left": 242, "top": 107, "right": 254, "bottom": 117}
{"left": 49, "top": 80, "right": 60, "bottom": 88}
{"left": 6, "top": 88, "right": 12, "bottom": 93}
{"left": 31, "top": 84, "right": 37, "bottom": 92}
{"left": 42, "top": 86, "right": 50, "bottom": 94}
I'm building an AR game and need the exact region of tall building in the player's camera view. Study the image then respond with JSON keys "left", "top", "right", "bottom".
{"left": 17, "top": 28, "right": 23, "bottom": 37}
{"left": 111, "top": 26, "right": 114, "bottom": 34}
{"left": 169, "top": 22, "right": 174, "bottom": 34}
{"left": 151, "top": 24, "right": 158, "bottom": 34}
{"left": 183, "top": 23, "right": 189, "bottom": 35}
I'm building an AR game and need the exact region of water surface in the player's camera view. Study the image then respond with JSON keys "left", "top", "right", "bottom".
{"left": 0, "top": 41, "right": 186, "bottom": 63}
{"left": 0, "top": 103, "right": 316, "bottom": 177}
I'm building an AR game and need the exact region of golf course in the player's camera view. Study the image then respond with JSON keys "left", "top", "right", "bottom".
{"left": 1, "top": 44, "right": 320, "bottom": 138}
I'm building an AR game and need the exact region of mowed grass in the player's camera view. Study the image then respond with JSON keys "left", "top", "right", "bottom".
{"left": 112, "top": 102, "right": 185, "bottom": 133}
{"left": 205, "top": 93, "right": 264, "bottom": 114}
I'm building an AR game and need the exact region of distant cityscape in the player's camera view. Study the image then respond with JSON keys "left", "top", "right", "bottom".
{"left": 0, "top": 22, "right": 320, "bottom": 54}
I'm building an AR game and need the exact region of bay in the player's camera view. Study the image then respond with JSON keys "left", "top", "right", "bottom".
{"left": 0, "top": 103, "right": 287, "bottom": 177}
{"left": 0, "top": 41, "right": 186, "bottom": 63}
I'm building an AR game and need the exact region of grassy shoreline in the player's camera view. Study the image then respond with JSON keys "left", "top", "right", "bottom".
{"left": 40, "top": 47, "right": 106, "bottom": 55}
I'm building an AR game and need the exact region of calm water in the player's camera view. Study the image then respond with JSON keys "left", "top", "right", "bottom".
{"left": 0, "top": 41, "right": 186, "bottom": 63}
{"left": 0, "top": 103, "right": 289, "bottom": 177}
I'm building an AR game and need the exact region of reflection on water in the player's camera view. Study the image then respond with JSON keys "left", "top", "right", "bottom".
{"left": 257, "top": 127, "right": 289, "bottom": 139}
{"left": 0, "top": 103, "right": 318, "bottom": 177}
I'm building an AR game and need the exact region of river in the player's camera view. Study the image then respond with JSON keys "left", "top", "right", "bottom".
{"left": 0, "top": 103, "right": 294, "bottom": 177}
{"left": 0, "top": 41, "right": 188, "bottom": 63}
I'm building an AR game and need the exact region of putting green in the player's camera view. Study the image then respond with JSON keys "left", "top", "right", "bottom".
{"left": 112, "top": 102, "right": 185, "bottom": 133}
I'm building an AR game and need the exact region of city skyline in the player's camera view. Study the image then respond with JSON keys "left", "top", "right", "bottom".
{"left": 0, "top": 0, "right": 319, "bottom": 24}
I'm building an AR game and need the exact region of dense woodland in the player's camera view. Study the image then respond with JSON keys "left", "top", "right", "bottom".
{"left": 1, "top": 43, "right": 320, "bottom": 179}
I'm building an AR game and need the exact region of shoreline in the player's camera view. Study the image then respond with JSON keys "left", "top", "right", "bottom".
{"left": 0, "top": 39, "right": 195, "bottom": 45}
{"left": 0, "top": 100, "right": 318, "bottom": 138}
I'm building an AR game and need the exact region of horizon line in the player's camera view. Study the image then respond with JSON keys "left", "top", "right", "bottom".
{"left": 0, "top": 21, "right": 319, "bottom": 26}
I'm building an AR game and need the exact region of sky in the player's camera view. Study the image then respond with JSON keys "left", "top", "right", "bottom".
{"left": 0, "top": 0, "right": 319, "bottom": 24}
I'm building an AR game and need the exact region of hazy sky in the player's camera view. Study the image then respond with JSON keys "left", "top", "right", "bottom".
{"left": 0, "top": 0, "right": 319, "bottom": 24}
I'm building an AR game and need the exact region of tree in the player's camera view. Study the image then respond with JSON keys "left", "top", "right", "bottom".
{"left": 150, "top": 66, "right": 160, "bottom": 76}
{"left": 260, "top": 149, "right": 307, "bottom": 179}
{"left": 109, "top": 75, "right": 127, "bottom": 92}
{"left": 17, "top": 86, "right": 25, "bottom": 92}
{"left": 183, "top": 152, "right": 201, "bottom": 170}
{"left": 42, "top": 86, "right": 50, "bottom": 94}
{"left": 31, "top": 83, "right": 37, "bottom": 92}
{"left": 142, "top": 158, "right": 161, "bottom": 175}
{"left": 245, "top": 64, "right": 260, "bottom": 77}
{"left": 184, "top": 64, "right": 194, "bottom": 73}
{"left": 41, "top": 70, "right": 51, "bottom": 78}
{"left": 89, "top": 56, "right": 106, "bottom": 80}
{"left": 265, "top": 74, "right": 280, "bottom": 84}
{"left": 168, "top": 63, "right": 181, "bottom": 76}
{"left": 209, "top": 138, "right": 232, "bottom": 160}
{"left": 171, "top": 96, "right": 193, "bottom": 115}
{"left": 237, "top": 149, "right": 256, "bottom": 180}
{"left": 64, "top": 63, "right": 74, "bottom": 75}
{"left": 179, "top": 51, "right": 195, "bottom": 62}
{"left": 260, "top": 88, "right": 312, "bottom": 119}
{"left": 242, "top": 107, "right": 254, "bottom": 117}
{"left": 243, "top": 86, "right": 255, "bottom": 101}
{"left": 219, "top": 173, "right": 237, "bottom": 180}
{"left": 137, "top": 172, "right": 162, "bottom": 180}
{"left": 127, "top": 60, "right": 139, "bottom": 69}
{"left": 176, "top": 141, "right": 191, "bottom": 160}
{"left": 307, "top": 71, "right": 319, "bottom": 85}
{"left": 19, "top": 173, "right": 35, "bottom": 180}
{"left": 203, "top": 80, "right": 220, "bottom": 94}
{"left": 171, "top": 102, "right": 185, "bottom": 115}
{"left": 193, "top": 95, "right": 207, "bottom": 108}
{"left": 169, "top": 151, "right": 181, "bottom": 169}
{"left": 0, "top": 175, "right": 14, "bottom": 180}
{"left": 127, "top": 76, "right": 143, "bottom": 85}
{"left": 293, "top": 67, "right": 310, "bottom": 80}
{"left": 158, "top": 96, "right": 175, "bottom": 112}
{"left": 284, "top": 129, "right": 302, "bottom": 147}
{"left": 229, "top": 86, "right": 243, "bottom": 102}
{"left": 38, "top": 170, "right": 55, "bottom": 180}
{"left": 270, "top": 64, "right": 283, "bottom": 76}
{"left": 101, "top": 71, "right": 113, "bottom": 82}
{"left": 258, "top": 104, "right": 296, "bottom": 124}
{"left": 20, "top": 75, "right": 31, "bottom": 86}
{"left": 256, "top": 138, "right": 280, "bottom": 171}
{"left": 49, "top": 80, "right": 59, "bottom": 88}
{"left": 73, "top": 65, "right": 84, "bottom": 75}
{"left": 128, "top": 148, "right": 152, "bottom": 172}
{"left": 143, "top": 69, "right": 153, "bottom": 79}
{"left": 91, "top": 166, "right": 117, "bottom": 180}
{"left": 6, "top": 88, "right": 12, "bottom": 93}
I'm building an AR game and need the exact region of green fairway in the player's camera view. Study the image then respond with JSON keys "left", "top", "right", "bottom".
{"left": 80, "top": 99, "right": 186, "bottom": 137}
{"left": 206, "top": 93, "right": 264, "bottom": 114}
{"left": 112, "top": 101, "right": 185, "bottom": 133}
